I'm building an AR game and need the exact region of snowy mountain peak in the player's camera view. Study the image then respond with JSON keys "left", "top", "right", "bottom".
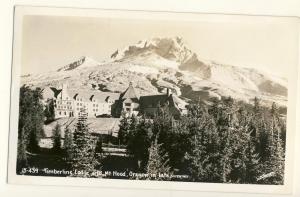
{"left": 111, "top": 36, "right": 194, "bottom": 64}
{"left": 109, "top": 36, "right": 212, "bottom": 77}
{"left": 57, "top": 56, "right": 100, "bottom": 72}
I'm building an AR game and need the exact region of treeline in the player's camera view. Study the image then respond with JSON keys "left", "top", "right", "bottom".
{"left": 118, "top": 97, "right": 286, "bottom": 184}
{"left": 16, "top": 85, "right": 286, "bottom": 184}
{"left": 17, "top": 86, "right": 45, "bottom": 171}
{"left": 17, "top": 85, "right": 102, "bottom": 176}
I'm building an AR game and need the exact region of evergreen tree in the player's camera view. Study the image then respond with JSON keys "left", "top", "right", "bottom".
{"left": 64, "top": 126, "right": 73, "bottom": 161}
{"left": 270, "top": 102, "right": 281, "bottom": 144}
{"left": 52, "top": 123, "right": 62, "bottom": 152}
{"left": 94, "top": 137, "right": 103, "bottom": 171}
{"left": 127, "top": 116, "right": 152, "bottom": 171}
{"left": 185, "top": 128, "right": 216, "bottom": 182}
{"left": 152, "top": 105, "right": 177, "bottom": 169}
{"left": 210, "top": 97, "right": 237, "bottom": 183}
{"left": 95, "top": 137, "right": 103, "bottom": 157}
{"left": 69, "top": 110, "right": 98, "bottom": 177}
{"left": 229, "top": 125, "right": 260, "bottom": 183}
{"left": 219, "top": 127, "right": 234, "bottom": 183}
{"left": 236, "top": 104, "right": 261, "bottom": 183}
{"left": 44, "top": 98, "right": 55, "bottom": 123}
{"left": 243, "top": 139, "right": 260, "bottom": 183}
{"left": 147, "top": 138, "right": 171, "bottom": 180}
{"left": 272, "top": 139, "right": 285, "bottom": 184}
{"left": 253, "top": 97, "right": 261, "bottom": 114}
{"left": 259, "top": 102, "right": 285, "bottom": 184}
{"left": 17, "top": 127, "right": 28, "bottom": 172}
{"left": 118, "top": 112, "right": 130, "bottom": 145}
{"left": 18, "top": 85, "right": 44, "bottom": 154}
{"left": 184, "top": 103, "right": 220, "bottom": 182}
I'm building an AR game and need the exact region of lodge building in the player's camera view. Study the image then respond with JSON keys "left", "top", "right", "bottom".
{"left": 42, "top": 84, "right": 118, "bottom": 118}
{"left": 113, "top": 82, "right": 187, "bottom": 117}
{"left": 42, "top": 82, "right": 187, "bottom": 119}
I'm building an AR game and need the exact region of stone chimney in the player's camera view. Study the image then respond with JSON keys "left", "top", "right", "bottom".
{"left": 61, "top": 83, "right": 68, "bottom": 99}
{"left": 166, "top": 88, "right": 170, "bottom": 96}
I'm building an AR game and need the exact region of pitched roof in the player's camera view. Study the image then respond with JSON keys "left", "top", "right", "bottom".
{"left": 42, "top": 87, "right": 58, "bottom": 100}
{"left": 120, "top": 82, "right": 139, "bottom": 100}
{"left": 140, "top": 94, "right": 187, "bottom": 110}
{"left": 67, "top": 89, "right": 120, "bottom": 102}
{"left": 44, "top": 117, "right": 120, "bottom": 137}
{"left": 139, "top": 94, "right": 170, "bottom": 108}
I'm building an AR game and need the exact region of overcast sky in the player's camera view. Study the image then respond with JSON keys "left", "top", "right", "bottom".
{"left": 21, "top": 14, "right": 299, "bottom": 77}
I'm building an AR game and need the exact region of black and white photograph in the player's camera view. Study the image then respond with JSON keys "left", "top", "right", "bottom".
{"left": 6, "top": 5, "right": 299, "bottom": 194}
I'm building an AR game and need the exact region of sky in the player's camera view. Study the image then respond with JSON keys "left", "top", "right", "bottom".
{"left": 21, "top": 14, "right": 299, "bottom": 77}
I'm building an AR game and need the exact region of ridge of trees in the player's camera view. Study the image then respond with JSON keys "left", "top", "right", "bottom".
{"left": 118, "top": 97, "right": 286, "bottom": 184}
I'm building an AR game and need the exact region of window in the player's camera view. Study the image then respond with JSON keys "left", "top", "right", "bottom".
{"left": 77, "top": 103, "right": 79, "bottom": 106}
{"left": 59, "top": 111, "right": 61, "bottom": 115}
{"left": 64, "top": 112, "right": 66, "bottom": 115}
{"left": 125, "top": 103, "right": 131, "bottom": 106}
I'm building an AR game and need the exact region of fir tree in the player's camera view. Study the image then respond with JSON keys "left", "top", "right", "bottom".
{"left": 127, "top": 116, "right": 152, "bottom": 171}
{"left": 184, "top": 103, "right": 220, "bottom": 182}
{"left": 259, "top": 102, "right": 285, "bottom": 184}
{"left": 147, "top": 138, "right": 171, "bottom": 180}
{"left": 118, "top": 112, "right": 130, "bottom": 145}
{"left": 64, "top": 126, "right": 73, "bottom": 161}
{"left": 185, "top": 130, "right": 214, "bottom": 182}
{"left": 219, "top": 127, "right": 234, "bottom": 183}
{"left": 18, "top": 86, "right": 44, "bottom": 154}
{"left": 95, "top": 137, "right": 103, "bottom": 157}
{"left": 253, "top": 97, "right": 261, "bottom": 114}
{"left": 52, "top": 123, "right": 62, "bottom": 153}
{"left": 69, "top": 110, "right": 98, "bottom": 177}
{"left": 152, "top": 105, "right": 177, "bottom": 168}
{"left": 44, "top": 98, "right": 55, "bottom": 123}
{"left": 17, "top": 127, "right": 28, "bottom": 173}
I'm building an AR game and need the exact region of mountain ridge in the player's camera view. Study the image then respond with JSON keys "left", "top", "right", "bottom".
{"left": 22, "top": 36, "right": 288, "bottom": 107}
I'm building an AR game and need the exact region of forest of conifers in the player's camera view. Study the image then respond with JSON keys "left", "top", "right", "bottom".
{"left": 17, "top": 86, "right": 286, "bottom": 185}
